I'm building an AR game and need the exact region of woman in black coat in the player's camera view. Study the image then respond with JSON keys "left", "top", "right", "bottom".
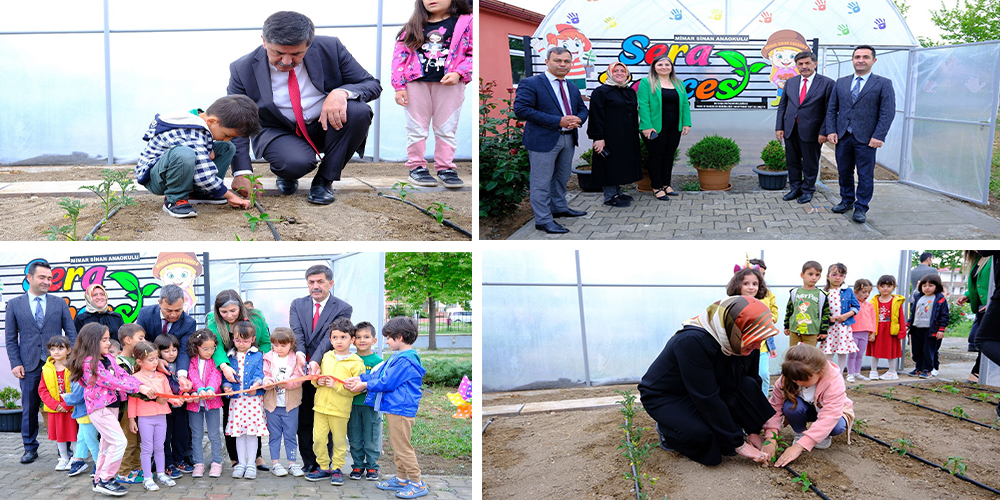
{"left": 588, "top": 62, "right": 642, "bottom": 208}
{"left": 73, "top": 284, "right": 124, "bottom": 342}
{"left": 638, "top": 296, "right": 780, "bottom": 466}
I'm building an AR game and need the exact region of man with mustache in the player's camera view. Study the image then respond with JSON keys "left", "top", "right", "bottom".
{"left": 288, "top": 264, "right": 353, "bottom": 474}
{"left": 228, "top": 11, "right": 382, "bottom": 205}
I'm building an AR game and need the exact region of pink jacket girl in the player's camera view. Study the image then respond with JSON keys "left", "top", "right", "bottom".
{"left": 186, "top": 357, "right": 223, "bottom": 412}
{"left": 391, "top": 14, "right": 472, "bottom": 91}
{"left": 82, "top": 354, "right": 142, "bottom": 413}
{"left": 262, "top": 350, "right": 306, "bottom": 412}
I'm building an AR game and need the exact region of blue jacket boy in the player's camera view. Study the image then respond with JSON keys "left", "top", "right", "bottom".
{"left": 908, "top": 291, "right": 950, "bottom": 335}
{"left": 360, "top": 350, "right": 426, "bottom": 418}
{"left": 222, "top": 347, "right": 265, "bottom": 397}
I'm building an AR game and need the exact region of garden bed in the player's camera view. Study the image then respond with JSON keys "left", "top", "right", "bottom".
{"left": 483, "top": 382, "right": 1000, "bottom": 499}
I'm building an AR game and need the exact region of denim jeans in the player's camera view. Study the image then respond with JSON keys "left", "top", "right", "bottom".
{"left": 783, "top": 396, "right": 847, "bottom": 436}
{"left": 188, "top": 407, "right": 222, "bottom": 465}
{"left": 266, "top": 406, "right": 299, "bottom": 462}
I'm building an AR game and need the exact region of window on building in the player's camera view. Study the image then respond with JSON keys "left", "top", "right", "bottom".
{"left": 509, "top": 35, "right": 527, "bottom": 86}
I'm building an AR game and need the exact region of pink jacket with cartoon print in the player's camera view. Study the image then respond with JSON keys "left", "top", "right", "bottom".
{"left": 185, "top": 357, "right": 223, "bottom": 411}
{"left": 763, "top": 361, "right": 855, "bottom": 451}
{"left": 82, "top": 354, "right": 141, "bottom": 413}
{"left": 391, "top": 14, "right": 473, "bottom": 91}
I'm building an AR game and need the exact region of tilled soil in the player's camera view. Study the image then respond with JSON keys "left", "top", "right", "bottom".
{"left": 483, "top": 382, "right": 1000, "bottom": 499}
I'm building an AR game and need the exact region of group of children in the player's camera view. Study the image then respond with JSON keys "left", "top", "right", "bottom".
{"left": 36, "top": 316, "right": 430, "bottom": 499}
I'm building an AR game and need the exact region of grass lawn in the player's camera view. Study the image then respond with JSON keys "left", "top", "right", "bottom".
{"left": 945, "top": 319, "right": 972, "bottom": 338}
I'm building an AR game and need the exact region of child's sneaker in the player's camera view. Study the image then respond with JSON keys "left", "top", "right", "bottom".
{"left": 68, "top": 459, "right": 89, "bottom": 476}
{"left": 305, "top": 468, "right": 332, "bottom": 482}
{"left": 395, "top": 480, "right": 429, "bottom": 499}
{"left": 919, "top": 371, "right": 932, "bottom": 379}
{"left": 814, "top": 436, "right": 833, "bottom": 449}
{"left": 855, "top": 373, "right": 869, "bottom": 381}
{"left": 232, "top": 464, "right": 247, "bottom": 479}
{"left": 174, "top": 462, "right": 194, "bottom": 474}
{"left": 408, "top": 168, "right": 438, "bottom": 187}
{"left": 189, "top": 190, "right": 228, "bottom": 205}
{"left": 882, "top": 371, "right": 899, "bottom": 380}
{"left": 846, "top": 374, "right": 855, "bottom": 383}
{"left": 288, "top": 463, "right": 304, "bottom": 477}
{"left": 55, "top": 457, "right": 70, "bottom": 470}
{"left": 366, "top": 469, "right": 380, "bottom": 481}
{"left": 163, "top": 199, "right": 197, "bottom": 218}
{"left": 791, "top": 432, "right": 804, "bottom": 446}
{"left": 349, "top": 467, "right": 363, "bottom": 480}
{"left": 377, "top": 476, "right": 409, "bottom": 491}
{"left": 117, "top": 470, "right": 143, "bottom": 484}
{"left": 143, "top": 477, "right": 159, "bottom": 491}
{"left": 192, "top": 463, "right": 205, "bottom": 478}
{"left": 907, "top": 369, "right": 919, "bottom": 377}
{"left": 209, "top": 462, "right": 222, "bottom": 477}
{"left": 244, "top": 466, "right": 257, "bottom": 479}
{"left": 94, "top": 479, "right": 128, "bottom": 497}
{"left": 931, "top": 369, "right": 939, "bottom": 377}
{"left": 90, "top": 464, "right": 97, "bottom": 477}
{"left": 157, "top": 472, "right": 176, "bottom": 487}
{"left": 330, "top": 469, "right": 344, "bottom": 485}
{"left": 437, "top": 169, "right": 464, "bottom": 189}
{"left": 868, "top": 370, "right": 880, "bottom": 380}
{"left": 271, "top": 463, "right": 288, "bottom": 477}
{"left": 167, "top": 466, "right": 183, "bottom": 479}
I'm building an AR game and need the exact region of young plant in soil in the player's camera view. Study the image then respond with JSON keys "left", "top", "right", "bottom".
{"left": 791, "top": 471, "right": 812, "bottom": 492}
{"left": 80, "top": 171, "right": 121, "bottom": 222}
{"left": 428, "top": 202, "right": 455, "bottom": 225}
{"left": 889, "top": 438, "right": 913, "bottom": 456}
{"left": 972, "top": 392, "right": 992, "bottom": 403}
{"left": 244, "top": 211, "right": 282, "bottom": 232}
{"left": 950, "top": 406, "right": 968, "bottom": 419}
{"left": 910, "top": 396, "right": 921, "bottom": 404}
{"left": 112, "top": 170, "right": 138, "bottom": 208}
{"left": 763, "top": 433, "right": 789, "bottom": 464}
{"left": 852, "top": 418, "right": 868, "bottom": 434}
{"left": 938, "top": 384, "right": 960, "bottom": 395}
{"left": 44, "top": 197, "right": 87, "bottom": 241}
{"left": 945, "top": 456, "right": 967, "bottom": 476}
{"left": 615, "top": 390, "right": 659, "bottom": 500}
{"left": 883, "top": 387, "right": 896, "bottom": 399}
{"left": 392, "top": 181, "right": 414, "bottom": 201}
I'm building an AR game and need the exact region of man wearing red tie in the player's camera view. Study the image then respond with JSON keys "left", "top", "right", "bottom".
{"left": 228, "top": 11, "right": 382, "bottom": 205}
{"left": 289, "top": 265, "right": 353, "bottom": 474}
{"left": 774, "top": 51, "right": 834, "bottom": 205}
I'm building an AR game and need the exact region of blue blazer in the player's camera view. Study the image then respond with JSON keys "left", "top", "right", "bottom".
{"left": 4, "top": 293, "right": 77, "bottom": 372}
{"left": 513, "top": 73, "right": 588, "bottom": 152}
{"left": 222, "top": 347, "right": 265, "bottom": 397}
{"left": 136, "top": 304, "right": 197, "bottom": 373}
{"left": 833, "top": 287, "right": 861, "bottom": 327}
{"left": 825, "top": 73, "right": 895, "bottom": 144}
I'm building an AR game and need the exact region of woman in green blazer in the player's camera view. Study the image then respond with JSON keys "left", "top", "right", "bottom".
{"left": 638, "top": 55, "right": 692, "bottom": 201}
{"left": 959, "top": 251, "right": 992, "bottom": 382}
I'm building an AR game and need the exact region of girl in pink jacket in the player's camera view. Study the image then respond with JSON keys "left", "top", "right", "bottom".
{"left": 185, "top": 329, "right": 225, "bottom": 478}
{"left": 391, "top": 0, "right": 473, "bottom": 189}
{"left": 760, "top": 344, "right": 855, "bottom": 467}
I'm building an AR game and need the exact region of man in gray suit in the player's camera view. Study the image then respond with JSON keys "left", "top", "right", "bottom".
{"left": 775, "top": 51, "right": 834, "bottom": 205}
{"left": 826, "top": 45, "right": 896, "bottom": 223}
{"left": 288, "top": 264, "right": 352, "bottom": 474}
{"left": 4, "top": 260, "right": 77, "bottom": 464}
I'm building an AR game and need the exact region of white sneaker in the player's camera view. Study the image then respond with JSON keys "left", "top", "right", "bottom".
{"left": 232, "top": 464, "right": 247, "bottom": 479}
{"left": 791, "top": 432, "right": 804, "bottom": 446}
{"left": 55, "top": 457, "right": 70, "bottom": 470}
{"left": 288, "top": 463, "right": 304, "bottom": 477}
{"left": 243, "top": 466, "right": 256, "bottom": 479}
{"left": 143, "top": 478, "right": 159, "bottom": 491}
{"left": 856, "top": 373, "right": 870, "bottom": 381}
{"left": 846, "top": 374, "right": 856, "bottom": 383}
{"left": 868, "top": 370, "right": 880, "bottom": 380}
{"left": 882, "top": 372, "right": 899, "bottom": 380}
{"left": 271, "top": 463, "right": 288, "bottom": 477}
{"left": 814, "top": 436, "right": 833, "bottom": 449}
{"left": 931, "top": 369, "right": 939, "bottom": 377}
{"left": 157, "top": 473, "right": 176, "bottom": 487}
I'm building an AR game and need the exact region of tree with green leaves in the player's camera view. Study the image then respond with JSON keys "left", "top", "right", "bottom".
{"left": 930, "top": 0, "right": 1000, "bottom": 45}
{"left": 911, "top": 250, "right": 963, "bottom": 271}
{"left": 384, "top": 253, "right": 472, "bottom": 350}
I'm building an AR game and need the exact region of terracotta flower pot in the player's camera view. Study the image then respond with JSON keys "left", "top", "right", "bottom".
{"left": 695, "top": 167, "right": 733, "bottom": 191}
{"left": 637, "top": 170, "right": 652, "bottom": 192}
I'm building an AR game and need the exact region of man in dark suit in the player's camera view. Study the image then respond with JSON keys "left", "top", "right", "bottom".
{"left": 228, "top": 11, "right": 382, "bottom": 205}
{"left": 826, "top": 45, "right": 896, "bottom": 223}
{"left": 513, "top": 47, "right": 589, "bottom": 234}
{"left": 138, "top": 284, "right": 197, "bottom": 390}
{"left": 775, "top": 51, "right": 834, "bottom": 205}
{"left": 288, "top": 264, "right": 353, "bottom": 473}
{"left": 4, "top": 260, "right": 76, "bottom": 464}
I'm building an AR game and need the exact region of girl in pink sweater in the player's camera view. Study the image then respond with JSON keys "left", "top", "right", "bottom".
{"left": 760, "top": 344, "right": 855, "bottom": 466}
{"left": 128, "top": 341, "right": 182, "bottom": 491}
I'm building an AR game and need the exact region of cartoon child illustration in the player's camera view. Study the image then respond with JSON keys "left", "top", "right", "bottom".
{"left": 151, "top": 252, "right": 203, "bottom": 313}
{"left": 795, "top": 300, "right": 813, "bottom": 335}
{"left": 761, "top": 30, "right": 810, "bottom": 106}
{"left": 419, "top": 27, "right": 450, "bottom": 72}
{"left": 533, "top": 23, "right": 595, "bottom": 91}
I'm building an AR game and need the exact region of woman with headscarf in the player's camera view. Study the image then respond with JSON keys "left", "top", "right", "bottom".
{"left": 638, "top": 296, "right": 780, "bottom": 466}
{"left": 588, "top": 62, "right": 643, "bottom": 207}
{"left": 205, "top": 289, "right": 272, "bottom": 471}
{"left": 73, "top": 284, "right": 125, "bottom": 341}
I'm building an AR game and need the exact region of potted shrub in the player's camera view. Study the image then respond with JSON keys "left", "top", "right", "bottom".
{"left": 753, "top": 140, "right": 788, "bottom": 190}
{"left": 0, "top": 386, "right": 21, "bottom": 432}
{"left": 686, "top": 135, "right": 741, "bottom": 191}
{"left": 571, "top": 148, "right": 602, "bottom": 193}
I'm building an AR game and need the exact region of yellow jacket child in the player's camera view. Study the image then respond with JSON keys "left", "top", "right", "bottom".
{"left": 313, "top": 352, "right": 365, "bottom": 418}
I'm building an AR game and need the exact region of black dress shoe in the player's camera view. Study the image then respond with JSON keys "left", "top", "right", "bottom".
{"left": 307, "top": 184, "right": 336, "bottom": 205}
{"left": 552, "top": 208, "right": 586, "bottom": 218}
{"left": 797, "top": 193, "right": 813, "bottom": 204}
{"left": 535, "top": 221, "right": 569, "bottom": 234}
{"left": 782, "top": 190, "right": 802, "bottom": 201}
{"left": 831, "top": 201, "right": 854, "bottom": 213}
{"left": 256, "top": 463, "right": 270, "bottom": 471}
{"left": 851, "top": 208, "right": 867, "bottom": 223}
{"left": 20, "top": 450, "right": 38, "bottom": 464}
{"left": 275, "top": 177, "right": 298, "bottom": 195}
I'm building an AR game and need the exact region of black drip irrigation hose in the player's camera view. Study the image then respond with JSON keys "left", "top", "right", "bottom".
{"left": 859, "top": 389, "right": 999, "bottom": 429}
{"left": 85, "top": 206, "right": 121, "bottom": 240}
{"left": 254, "top": 201, "right": 281, "bottom": 241}
{"left": 781, "top": 465, "right": 833, "bottom": 500}
{"left": 481, "top": 417, "right": 494, "bottom": 434}
{"left": 377, "top": 193, "right": 472, "bottom": 237}
{"left": 853, "top": 429, "right": 1000, "bottom": 495}
{"left": 898, "top": 383, "right": 1000, "bottom": 405}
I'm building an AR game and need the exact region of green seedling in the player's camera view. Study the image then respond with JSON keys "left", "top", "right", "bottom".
{"left": 890, "top": 438, "right": 913, "bottom": 456}
{"left": 790, "top": 471, "right": 812, "bottom": 492}
{"left": 392, "top": 181, "right": 414, "bottom": 201}
{"left": 945, "top": 456, "right": 967, "bottom": 476}
{"left": 244, "top": 212, "right": 283, "bottom": 232}
{"left": 972, "top": 392, "right": 991, "bottom": 403}
{"left": 234, "top": 234, "right": 254, "bottom": 241}
{"left": 950, "top": 406, "right": 968, "bottom": 419}
{"left": 762, "top": 434, "right": 789, "bottom": 464}
{"left": 111, "top": 170, "right": 138, "bottom": 208}
{"left": 616, "top": 390, "right": 659, "bottom": 500}
{"left": 244, "top": 173, "right": 265, "bottom": 207}
{"left": 852, "top": 418, "right": 869, "bottom": 434}
{"left": 80, "top": 171, "right": 120, "bottom": 222}
{"left": 45, "top": 197, "right": 88, "bottom": 241}
{"left": 883, "top": 387, "right": 896, "bottom": 399}
{"left": 942, "top": 384, "right": 960, "bottom": 395}
{"left": 910, "top": 396, "right": 921, "bottom": 404}
{"left": 427, "top": 202, "right": 454, "bottom": 225}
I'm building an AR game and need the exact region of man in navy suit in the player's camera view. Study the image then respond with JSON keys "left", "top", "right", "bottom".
{"left": 138, "top": 284, "right": 197, "bottom": 389}
{"left": 4, "top": 260, "right": 76, "bottom": 464}
{"left": 513, "top": 47, "right": 589, "bottom": 234}
{"left": 775, "top": 51, "right": 834, "bottom": 205}
{"left": 228, "top": 11, "right": 382, "bottom": 205}
{"left": 826, "top": 45, "right": 896, "bottom": 223}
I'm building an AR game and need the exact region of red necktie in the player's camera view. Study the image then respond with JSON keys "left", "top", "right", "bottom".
{"left": 312, "top": 302, "right": 321, "bottom": 331}
{"left": 162, "top": 319, "right": 168, "bottom": 335}
{"left": 799, "top": 77, "right": 808, "bottom": 104}
{"left": 557, "top": 79, "right": 572, "bottom": 116}
{"left": 288, "top": 68, "right": 322, "bottom": 157}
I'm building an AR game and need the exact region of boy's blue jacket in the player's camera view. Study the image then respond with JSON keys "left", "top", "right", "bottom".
{"left": 361, "top": 349, "right": 426, "bottom": 417}
{"left": 64, "top": 381, "right": 89, "bottom": 420}
{"left": 908, "top": 291, "right": 950, "bottom": 334}
{"left": 834, "top": 287, "right": 861, "bottom": 327}
{"left": 222, "top": 347, "right": 265, "bottom": 397}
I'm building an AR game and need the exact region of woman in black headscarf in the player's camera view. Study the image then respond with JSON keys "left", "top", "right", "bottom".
{"left": 73, "top": 284, "right": 125, "bottom": 341}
